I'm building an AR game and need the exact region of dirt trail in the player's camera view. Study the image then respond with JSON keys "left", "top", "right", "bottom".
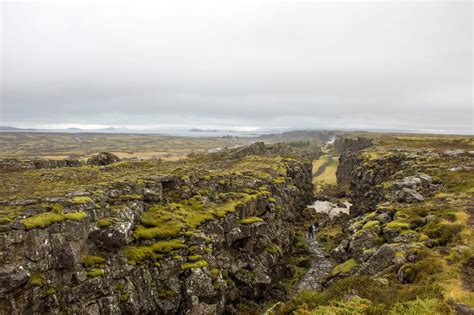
{"left": 295, "top": 237, "right": 334, "bottom": 293}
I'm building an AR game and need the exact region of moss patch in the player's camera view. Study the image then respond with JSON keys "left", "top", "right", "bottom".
{"left": 21, "top": 210, "right": 87, "bottom": 229}
{"left": 332, "top": 259, "right": 357, "bottom": 276}
{"left": 239, "top": 217, "right": 264, "bottom": 225}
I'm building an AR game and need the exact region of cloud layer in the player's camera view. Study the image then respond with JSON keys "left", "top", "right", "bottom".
{"left": 1, "top": 1, "right": 472, "bottom": 133}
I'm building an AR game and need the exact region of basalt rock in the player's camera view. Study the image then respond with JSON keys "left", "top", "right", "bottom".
{"left": 0, "top": 146, "right": 313, "bottom": 314}
{"left": 87, "top": 152, "right": 121, "bottom": 166}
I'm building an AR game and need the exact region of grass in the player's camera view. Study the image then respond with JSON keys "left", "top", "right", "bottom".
{"left": 312, "top": 154, "right": 339, "bottom": 192}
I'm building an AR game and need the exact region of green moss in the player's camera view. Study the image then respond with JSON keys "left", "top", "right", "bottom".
{"left": 133, "top": 222, "right": 184, "bottom": 240}
{"left": 157, "top": 289, "right": 177, "bottom": 299}
{"left": 362, "top": 220, "right": 380, "bottom": 230}
{"left": 21, "top": 211, "right": 87, "bottom": 229}
{"left": 29, "top": 273, "right": 46, "bottom": 286}
{"left": 120, "top": 293, "right": 130, "bottom": 302}
{"left": 115, "top": 283, "right": 125, "bottom": 292}
{"left": 240, "top": 217, "right": 264, "bottom": 224}
{"left": 64, "top": 212, "right": 87, "bottom": 220}
{"left": 210, "top": 267, "right": 220, "bottom": 280}
{"left": 265, "top": 244, "right": 281, "bottom": 254}
{"left": 386, "top": 220, "right": 410, "bottom": 230}
{"left": 122, "top": 239, "right": 186, "bottom": 265}
{"left": 97, "top": 218, "right": 113, "bottom": 228}
{"left": 332, "top": 259, "right": 357, "bottom": 276}
{"left": 86, "top": 268, "right": 105, "bottom": 278}
{"left": 83, "top": 255, "right": 105, "bottom": 267}
{"left": 272, "top": 176, "right": 286, "bottom": 184}
{"left": 71, "top": 196, "right": 93, "bottom": 204}
{"left": 118, "top": 194, "right": 143, "bottom": 200}
{"left": 183, "top": 259, "right": 208, "bottom": 270}
{"left": 173, "top": 255, "right": 183, "bottom": 261}
{"left": 45, "top": 287, "right": 56, "bottom": 295}
{"left": 188, "top": 254, "right": 203, "bottom": 262}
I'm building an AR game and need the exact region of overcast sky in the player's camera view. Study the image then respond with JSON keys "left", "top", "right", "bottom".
{"left": 1, "top": 1, "right": 472, "bottom": 134}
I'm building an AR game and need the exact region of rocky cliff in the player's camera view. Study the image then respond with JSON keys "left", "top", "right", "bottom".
{"left": 0, "top": 143, "right": 313, "bottom": 314}
{"left": 277, "top": 134, "right": 474, "bottom": 314}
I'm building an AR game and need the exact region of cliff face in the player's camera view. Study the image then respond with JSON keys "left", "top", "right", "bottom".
{"left": 334, "top": 136, "right": 374, "bottom": 187}
{"left": 0, "top": 144, "right": 313, "bottom": 314}
{"left": 306, "top": 135, "right": 474, "bottom": 314}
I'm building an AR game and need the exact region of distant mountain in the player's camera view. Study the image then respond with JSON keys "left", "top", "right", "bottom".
{"left": 66, "top": 127, "right": 83, "bottom": 131}
{"left": 0, "top": 126, "right": 36, "bottom": 131}
{"left": 189, "top": 128, "right": 219, "bottom": 133}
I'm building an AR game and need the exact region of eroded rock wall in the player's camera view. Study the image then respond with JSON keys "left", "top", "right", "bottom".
{"left": 0, "top": 154, "right": 312, "bottom": 314}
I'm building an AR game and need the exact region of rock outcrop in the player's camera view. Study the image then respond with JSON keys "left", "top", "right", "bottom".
{"left": 0, "top": 145, "right": 313, "bottom": 314}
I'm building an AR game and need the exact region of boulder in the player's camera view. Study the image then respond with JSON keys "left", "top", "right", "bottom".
{"left": 0, "top": 264, "right": 29, "bottom": 294}
{"left": 357, "top": 244, "right": 397, "bottom": 275}
{"left": 397, "top": 188, "right": 425, "bottom": 203}
{"left": 87, "top": 152, "right": 121, "bottom": 166}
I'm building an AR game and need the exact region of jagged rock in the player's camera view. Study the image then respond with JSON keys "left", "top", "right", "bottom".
{"left": 185, "top": 268, "right": 216, "bottom": 300}
{"left": 443, "top": 149, "right": 465, "bottom": 157}
{"left": 331, "top": 239, "right": 350, "bottom": 263}
{"left": 375, "top": 212, "right": 392, "bottom": 225}
{"left": 393, "top": 174, "right": 432, "bottom": 190}
{"left": 348, "top": 229, "right": 381, "bottom": 260}
{"left": 357, "top": 244, "right": 397, "bottom": 275}
{"left": 0, "top": 264, "right": 29, "bottom": 294}
{"left": 393, "top": 231, "right": 419, "bottom": 243}
{"left": 226, "top": 222, "right": 268, "bottom": 246}
{"left": 87, "top": 152, "right": 121, "bottom": 166}
{"left": 24, "top": 229, "right": 50, "bottom": 262}
{"left": 454, "top": 303, "right": 474, "bottom": 315}
{"left": 55, "top": 242, "right": 81, "bottom": 269}
{"left": 88, "top": 221, "right": 133, "bottom": 250}
{"left": 397, "top": 188, "right": 425, "bottom": 203}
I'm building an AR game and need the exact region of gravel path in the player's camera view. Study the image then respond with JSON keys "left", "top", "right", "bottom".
{"left": 295, "top": 237, "right": 334, "bottom": 293}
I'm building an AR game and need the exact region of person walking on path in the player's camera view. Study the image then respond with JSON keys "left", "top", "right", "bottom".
{"left": 308, "top": 224, "right": 315, "bottom": 239}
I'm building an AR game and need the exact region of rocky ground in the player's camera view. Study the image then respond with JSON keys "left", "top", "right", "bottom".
{"left": 272, "top": 134, "right": 474, "bottom": 314}
{"left": 0, "top": 142, "right": 316, "bottom": 314}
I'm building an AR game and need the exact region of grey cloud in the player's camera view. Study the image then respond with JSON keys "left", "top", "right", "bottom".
{"left": 1, "top": 1, "right": 472, "bottom": 133}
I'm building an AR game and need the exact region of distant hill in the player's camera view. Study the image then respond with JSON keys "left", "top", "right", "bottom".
{"left": 0, "top": 126, "right": 36, "bottom": 131}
